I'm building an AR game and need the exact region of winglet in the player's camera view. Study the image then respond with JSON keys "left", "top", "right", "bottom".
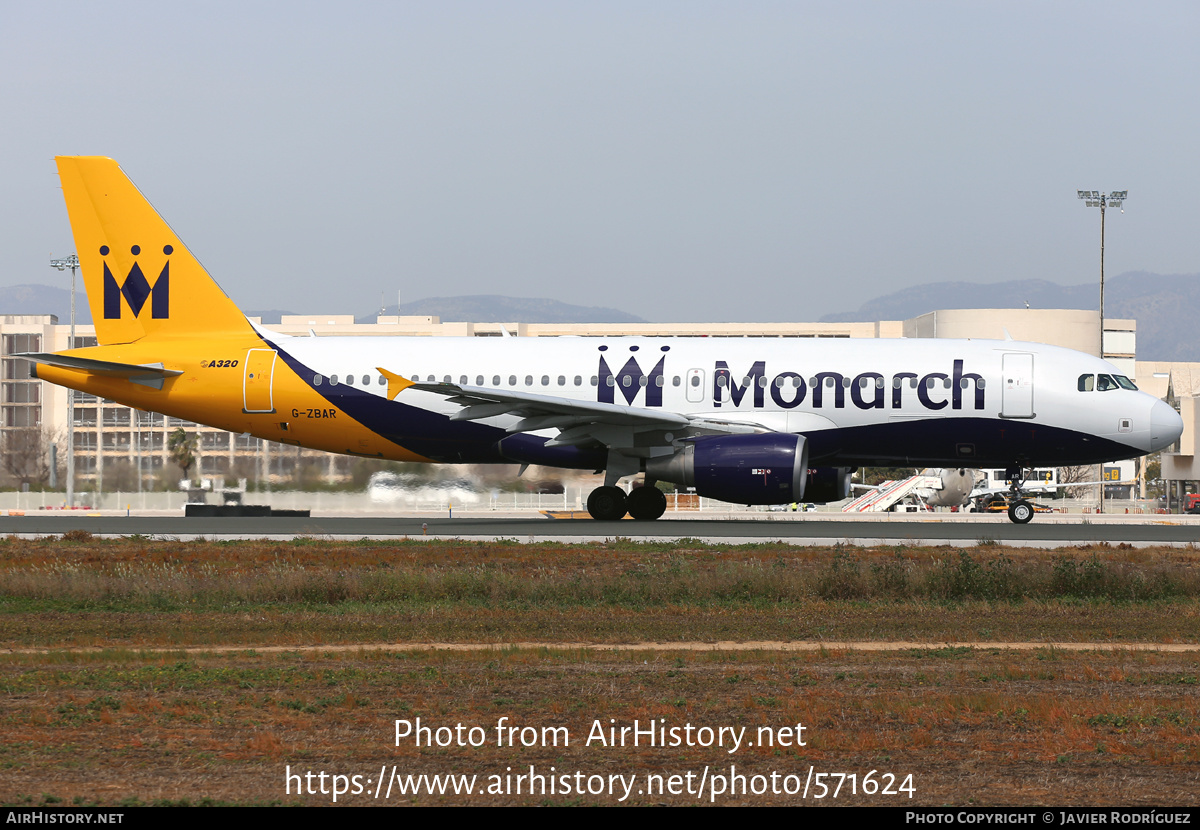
{"left": 377, "top": 367, "right": 414, "bottom": 401}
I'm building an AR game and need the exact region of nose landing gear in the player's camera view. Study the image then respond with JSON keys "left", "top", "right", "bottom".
{"left": 1004, "top": 466, "right": 1036, "bottom": 524}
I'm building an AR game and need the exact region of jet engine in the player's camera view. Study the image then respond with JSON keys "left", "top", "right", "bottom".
{"left": 804, "top": 466, "right": 855, "bottom": 503}
{"left": 645, "top": 434, "right": 809, "bottom": 504}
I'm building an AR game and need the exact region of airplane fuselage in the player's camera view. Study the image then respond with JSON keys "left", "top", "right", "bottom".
{"left": 35, "top": 331, "right": 1174, "bottom": 472}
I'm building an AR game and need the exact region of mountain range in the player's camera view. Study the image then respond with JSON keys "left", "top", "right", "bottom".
{"left": 4, "top": 271, "right": 1196, "bottom": 360}
{"left": 820, "top": 271, "right": 1200, "bottom": 361}
{"left": 0, "top": 287, "right": 644, "bottom": 328}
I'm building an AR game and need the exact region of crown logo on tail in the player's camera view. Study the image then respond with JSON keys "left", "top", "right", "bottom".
{"left": 101, "top": 244, "right": 171, "bottom": 319}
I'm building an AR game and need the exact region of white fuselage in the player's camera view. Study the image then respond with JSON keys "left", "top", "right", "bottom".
{"left": 261, "top": 330, "right": 1179, "bottom": 468}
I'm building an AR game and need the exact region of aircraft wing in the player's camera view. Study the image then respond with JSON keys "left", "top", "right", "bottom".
{"left": 380, "top": 369, "right": 769, "bottom": 449}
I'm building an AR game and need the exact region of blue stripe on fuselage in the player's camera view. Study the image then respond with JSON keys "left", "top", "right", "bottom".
{"left": 269, "top": 342, "right": 508, "bottom": 463}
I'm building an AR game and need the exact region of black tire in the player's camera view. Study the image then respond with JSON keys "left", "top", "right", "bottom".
{"left": 626, "top": 486, "right": 667, "bottom": 521}
{"left": 1008, "top": 500, "right": 1034, "bottom": 524}
{"left": 586, "top": 486, "right": 628, "bottom": 521}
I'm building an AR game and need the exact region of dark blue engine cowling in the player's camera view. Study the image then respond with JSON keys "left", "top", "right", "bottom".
{"left": 496, "top": 434, "right": 608, "bottom": 470}
{"left": 804, "top": 466, "right": 854, "bottom": 503}
{"left": 646, "top": 434, "right": 809, "bottom": 505}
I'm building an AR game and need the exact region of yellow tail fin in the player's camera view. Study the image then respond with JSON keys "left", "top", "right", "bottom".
{"left": 55, "top": 156, "right": 252, "bottom": 345}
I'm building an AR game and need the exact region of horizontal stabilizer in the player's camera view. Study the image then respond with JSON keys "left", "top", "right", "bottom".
{"left": 17, "top": 352, "right": 183, "bottom": 390}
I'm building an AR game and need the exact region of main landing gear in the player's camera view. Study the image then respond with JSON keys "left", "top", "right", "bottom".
{"left": 586, "top": 484, "right": 667, "bottom": 521}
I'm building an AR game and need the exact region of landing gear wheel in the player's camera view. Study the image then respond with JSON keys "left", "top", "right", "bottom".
{"left": 587, "top": 486, "right": 628, "bottom": 521}
{"left": 1008, "top": 500, "right": 1034, "bottom": 524}
{"left": 626, "top": 486, "right": 667, "bottom": 521}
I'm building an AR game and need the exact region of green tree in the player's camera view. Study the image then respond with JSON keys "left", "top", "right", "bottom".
{"left": 167, "top": 428, "right": 198, "bottom": 482}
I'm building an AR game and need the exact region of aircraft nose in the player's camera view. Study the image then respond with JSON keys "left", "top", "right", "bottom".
{"left": 1149, "top": 398, "right": 1183, "bottom": 452}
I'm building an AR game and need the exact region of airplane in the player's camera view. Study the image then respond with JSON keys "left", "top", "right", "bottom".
{"left": 22, "top": 157, "right": 1184, "bottom": 524}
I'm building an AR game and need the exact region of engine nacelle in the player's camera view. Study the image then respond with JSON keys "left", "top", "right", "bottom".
{"left": 645, "top": 434, "right": 808, "bottom": 505}
{"left": 804, "top": 466, "right": 855, "bottom": 503}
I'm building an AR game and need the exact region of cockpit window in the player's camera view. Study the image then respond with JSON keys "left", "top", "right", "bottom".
{"left": 1080, "top": 373, "right": 1138, "bottom": 392}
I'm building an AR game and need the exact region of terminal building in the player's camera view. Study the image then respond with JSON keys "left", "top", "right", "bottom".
{"left": 0, "top": 307, "right": 1193, "bottom": 505}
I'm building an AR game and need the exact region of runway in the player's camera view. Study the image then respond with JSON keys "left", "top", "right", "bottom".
{"left": 1, "top": 512, "right": 1197, "bottom": 546}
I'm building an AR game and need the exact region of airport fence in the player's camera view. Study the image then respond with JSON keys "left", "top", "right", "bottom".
{"left": 0, "top": 490, "right": 1170, "bottom": 516}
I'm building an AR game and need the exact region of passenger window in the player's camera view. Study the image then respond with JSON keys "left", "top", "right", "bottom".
{"left": 639, "top": 376, "right": 647, "bottom": 387}
{"left": 656, "top": 376, "right": 664, "bottom": 387}
{"left": 574, "top": 376, "right": 582, "bottom": 386}
{"left": 331, "top": 375, "right": 339, "bottom": 386}
{"left": 443, "top": 375, "right": 451, "bottom": 383}
{"left": 378, "top": 376, "right": 386, "bottom": 386}
{"left": 541, "top": 375, "right": 549, "bottom": 386}
{"left": 673, "top": 376, "right": 681, "bottom": 387}
{"left": 557, "top": 375, "right": 565, "bottom": 386}
{"left": 493, "top": 375, "right": 501, "bottom": 386}
{"left": 690, "top": 376, "right": 700, "bottom": 387}
{"left": 346, "top": 375, "right": 354, "bottom": 386}
{"left": 525, "top": 375, "right": 533, "bottom": 386}
{"left": 427, "top": 375, "right": 435, "bottom": 382}
{"left": 476, "top": 375, "right": 484, "bottom": 385}
{"left": 607, "top": 377, "right": 616, "bottom": 387}
{"left": 459, "top": 375, "right": 467, "bottom": 384}
{"left": 508, "top": 375, "right": 516, "bottom": 386}
{"left": 314, "top": 375, "right": 323, "bottom": 387}
{"left": 591, "top": 376, "right": 598, "bottom": 386}
{"left": 1078, "top": 375, "right": 1094, "bottom": 392}
{"left": 363, "top": 375, "right": 371, "bottom": 385}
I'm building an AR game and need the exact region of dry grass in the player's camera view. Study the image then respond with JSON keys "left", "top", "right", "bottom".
{"left": 0, "top": 648, "right": 1196, "bottom": 806}
{"left": 1, "top": 536, "right": 1198, "bottom": 647}
{"left": 1, "top": 536, "right": 1198, "bottom": 806}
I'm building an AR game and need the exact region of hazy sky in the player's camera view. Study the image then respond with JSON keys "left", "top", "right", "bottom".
{"left": 2, "top": 1, "right": 1198, "bottom": 322}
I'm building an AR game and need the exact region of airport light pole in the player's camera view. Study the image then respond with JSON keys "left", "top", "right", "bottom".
{"left": 49, "top": 253, "right": 79, "bottom": 508}
{"left": 1076, "top": 190, "right": 1127, "bottom": 354}
{"left": 1077, "top": 190, "right": 1127, "bottom": 514}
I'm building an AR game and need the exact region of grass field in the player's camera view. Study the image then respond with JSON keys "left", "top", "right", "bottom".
{"left": 1, "top": 535, "right": 1198, "bottom": 806}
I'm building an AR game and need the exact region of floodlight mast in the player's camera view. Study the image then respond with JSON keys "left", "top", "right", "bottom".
{"left": 1076, "top": 190, "right": 1128, "bottom": 515}
{"left": 1076, "top": 190, "right": 1127, "bottom": 348}
{"left": 49, "top": 253, "right": 79, "bottom": 508}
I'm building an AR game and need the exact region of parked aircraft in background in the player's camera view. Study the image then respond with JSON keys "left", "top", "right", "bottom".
{"left": 23, "top": 157, "right": 1184, "bottom": 523}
